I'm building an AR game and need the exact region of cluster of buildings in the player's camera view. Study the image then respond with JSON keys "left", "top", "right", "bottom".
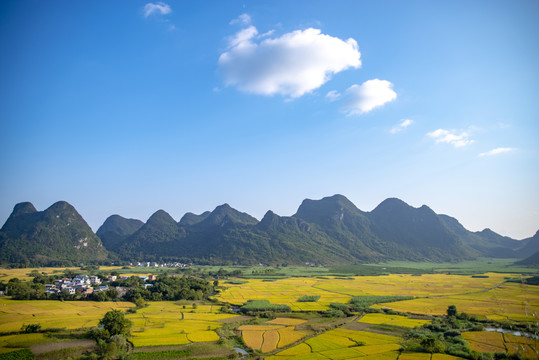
{"left": 133, "top": 261, "right": 191, "bottom": 268}
{"left": 45, "top": 275, "right": 109, "bottom": 296}
{"left": 44, "top": 273, "right": 159, "bottom": 297}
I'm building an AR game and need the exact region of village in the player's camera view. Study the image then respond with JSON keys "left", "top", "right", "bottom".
{"left": 44, "top": 274, "right": 157, "bottom": 297}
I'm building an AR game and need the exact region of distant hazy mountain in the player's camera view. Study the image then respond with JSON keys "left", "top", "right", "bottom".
{"left": 96, "top": 215, "right": 144, "bottom": 252}
{"left": 516, "top": 249, "right": 539, "bottom": 266}
{"left": 2, "top": 195, "right": 537, "bottom": 266}
{"left": 0, "top": 201, "right": 109, "bottom": 266}
{"left": 515, "top": 231, "right": 539, "bottom": 266}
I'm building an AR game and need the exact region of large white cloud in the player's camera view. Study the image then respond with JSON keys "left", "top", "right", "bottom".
{"left": 342, "top": 79, "right": 397, "bottom": 115}
{"left": 144, "top": 2, "right": 171, "bottom": 17}
{"left": 427, "top": 129, "right": 474, "bottom": 147}
{"left": 218, "top": 26, "right": 361, "bottom": 98}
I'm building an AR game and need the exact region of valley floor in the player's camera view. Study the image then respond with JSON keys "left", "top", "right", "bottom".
{"left": 0, "top": 264, "right": 537, "bottom": 360}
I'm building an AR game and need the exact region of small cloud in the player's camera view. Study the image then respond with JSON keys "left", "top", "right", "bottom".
{"left": 144, "top": 2, "right": 171, "bottom": 17}
{"left": 258, "top": 30, "right": 275, "bottom": 39}
{"left": 342, "top": 79, "right": 397, "bottom": 115}
{"left": 230, "top": 13, "right": 251, "bottom": 25}
{"left": 478, "top": 147, "right": 515, "bottom": 157}
{"left": 326, "top": 90, "right": 341, "bottom": 102}
{"left": 227, "top": 26, "right": 258, "bottom": 49}
{"left": 219, "top": 21, "right": 361, "bottom": 98}
{"left": 427, "top": 129, "right": 474, "bottom": 147}
{"left": 390, "top": 119, "right": 414, "bottom": 134}
{"left": 168, "top": 24, "right": 177, "bottom": 31}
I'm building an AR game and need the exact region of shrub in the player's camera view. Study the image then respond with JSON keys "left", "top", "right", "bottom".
{"left": 240, "top": 300, "right": 291, "bottom": 313}
{"left": 297, "top": 295, "right": 320, "bottom": 302}
{"left": 21, "top": 323, "right": 41, "bottom": 333}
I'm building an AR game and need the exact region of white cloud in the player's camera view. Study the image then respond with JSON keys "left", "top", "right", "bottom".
{"left": 478, "top": 147, "right": 515, "bottom": 157}
{"left": 342, "top": 79, "right": 397, "bottom": 115}
{"left": 390, "top": 119, "right": 414, "bottom": 134}
{"left": 227, "top": 26, "right": 258, "bottom": 49}
{"left": 259, "top": 30, "right": 275, "bottom": 39}
{"left": 427, "top": 129, "right": 474, "bottom": 147}
{"left": 326, "top": 90, "right": 341, "bottom": 102}
{"left": 219, "top": 25, "right": 361, "bottom": 98}
{"left": 144, "top": 2, "right": 171, "bottom": 17}
{"left": 230, "top": 13, "right": 251, "bottom": 25}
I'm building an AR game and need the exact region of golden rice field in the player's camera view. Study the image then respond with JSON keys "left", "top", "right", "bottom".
{"left": 239, "top": 319, "right": 307, "bottom": 352}
{"left": 0, "top": 267, "right": 82, "bottom": 282}
{"left": 371, "top": 282, "right": 539, "bottom": 322}
{"left": 126, "top": 302, "right": 237, "bottom": 347}
{"left": 216, "top": 274, "right": 538, "bottom": 322}
{"left": 358, "top": 313, "right": 431, "bottom": 328}
{"left": 0, "top": 297, "right": 134, "bottom": 333}
{"left": 268, "top": 328, "right": 402, "bottom": 360}
{"left": 462, "top": 331, "right": 538, "bottom": 359}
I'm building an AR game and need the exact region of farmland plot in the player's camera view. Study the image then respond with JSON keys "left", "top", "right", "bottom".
{"left": 215, "top": 273, "right": 538, "bottom": 321}
{"left": 0, "top": 298, "right": 134, "bottom": 333}
{"left": 372, "top": 282, "right": 539, "bottom": 322}
{"left": 463, "top": 331, "right": 538, "bottom": 359}
{"left": 358, "top": 313, "right": 430, "bottom": 328}
{"left": 239, "top": 320, "right": 307, "bottom": 353}
{"left": 127, "top": 301, "right": 237, "bottom": 347}
{"left": 268, "top": 329, "right": 402, "bottom": 360}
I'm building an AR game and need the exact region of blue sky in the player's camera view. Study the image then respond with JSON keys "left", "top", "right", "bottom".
{"left": 1, "top": 0, "right": 538, "bottom": 239}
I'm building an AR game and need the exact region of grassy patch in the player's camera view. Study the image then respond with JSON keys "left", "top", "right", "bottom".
{"left": 350, "top": 295, "right": 414, "bottom": 308}
{"left": 0, "top": 349, "right": 34, "bottom": 360}
{"left": 240, "top": 300, "right": 291, "bottom": 313}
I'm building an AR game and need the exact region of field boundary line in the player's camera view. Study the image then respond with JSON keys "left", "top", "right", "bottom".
{"left": 262, "top": 315, "right": 360, "bottom": 357}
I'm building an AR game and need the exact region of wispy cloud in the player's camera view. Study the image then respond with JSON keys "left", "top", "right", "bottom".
{"left": 427, "top": 129, "right": 474, "bottom": 147}
{"left": 342, "top": 79, "right": 397, "bottom": 115}
{"left": 326, "top": 90, "right": 341, "bottom": 102}
{"left": 390, "top": 119, "right": 414, "bottom": 134}
{"left": 219, "top": 19, "right": 361, "bottom": 98}
{"left": 230, "top": 13, "right": 251, "bottom": 25}
{"left": 478, "top": 147, "right": 515, "bottom": 157}
{"left": 144, "top": 2, "right": 171, "bottom": 17}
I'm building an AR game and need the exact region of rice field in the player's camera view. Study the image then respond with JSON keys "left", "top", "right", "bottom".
{"left": 358, "top": 313, "right": 430, "bottom": 328}
{"left": 127, "top": 302, "right": 237, "bottom": 347}
{"left": 0, "top": 267, "right": 81, "bottom": 282}
{"left": 0, "top": 299, "right": 134, "bottom": 353}
{"left": 462, "top": 331, "right": 538, "bottom": 359}
{"left": 268, "top": 329, "right": 403, "bottom": 360}
{"left": 1, "top": 268, "right": 537, "bottom": 358}
{"left": 0, "top": 297, "right": 135, "bottom": 333}
{"left": 215, "top": 273, "right": 538, "bottom": 322}
{"left": 371, "top": 282, "right": 539, "bottom": 322}
{"left": 239, "top": 319, "right": 307, "bottom": 353}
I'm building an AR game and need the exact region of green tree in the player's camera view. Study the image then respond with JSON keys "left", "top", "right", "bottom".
{"left": 420, "top": 335, "right": 445, "bottom": 353}
{"left": 447, "top": 305, "right": 458, "bottom": 317}
{"left": 98, "top": 310, "right": 132, "bottom": 337}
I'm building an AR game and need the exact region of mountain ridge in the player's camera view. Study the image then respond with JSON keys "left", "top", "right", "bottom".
{"left": 1, "top": 195, "right": 537, "bottom": 266}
